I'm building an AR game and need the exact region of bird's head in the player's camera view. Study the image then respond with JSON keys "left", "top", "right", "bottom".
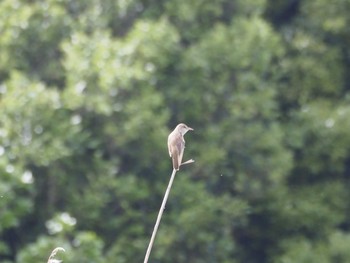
{"left": 176, "top": 123, "right": 194, "bottom": 135}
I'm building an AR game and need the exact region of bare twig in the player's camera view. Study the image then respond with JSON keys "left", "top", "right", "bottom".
{"left": 47, "top": 247, "right": 65, "bottom": 263}
{"left": 144, "top": 168, "right": 177, "bottom": 263}
{"left": 144, "top": 159, "right": 195, "bottom": 263}
{"left": 180, "top": 159, "right": 195, "bottom": 166}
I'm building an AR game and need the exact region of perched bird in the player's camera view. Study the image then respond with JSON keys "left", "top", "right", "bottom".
{"left": 167, "top": 123, "right": 193, "bottom": 171}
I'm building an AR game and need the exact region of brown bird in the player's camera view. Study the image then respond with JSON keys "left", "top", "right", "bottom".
{"left": 167, "top": 123, "right": 193, "bottom": 171}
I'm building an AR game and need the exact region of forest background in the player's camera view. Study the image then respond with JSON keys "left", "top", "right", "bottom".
{"left": 1, "top": 0, "right": 350, "bottom": 262}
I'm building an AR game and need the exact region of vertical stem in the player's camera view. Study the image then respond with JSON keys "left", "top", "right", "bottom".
{"left": 144, "top": 169, "right": 177, "bottom": 263}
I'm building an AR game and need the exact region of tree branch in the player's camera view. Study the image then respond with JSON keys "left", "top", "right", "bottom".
{"left": 144, "top": 168, "right": 177, "bottom": 263}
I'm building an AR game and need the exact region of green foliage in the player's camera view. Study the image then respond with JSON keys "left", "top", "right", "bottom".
{"left": 275, "top": 231, "right": 350, "bottom": 263}
{"left": 286, "top": 101, "right": 350, "bottom": 177}
{"left": 17, "top": 232, "right": 104, "bottom": 263}
{"left": 1, "top": 0, "right": 350, "bottom": 262}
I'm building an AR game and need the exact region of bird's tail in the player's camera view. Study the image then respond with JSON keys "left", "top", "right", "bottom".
{"left": 172, "top": 155, "right": 179, "bottom": 171}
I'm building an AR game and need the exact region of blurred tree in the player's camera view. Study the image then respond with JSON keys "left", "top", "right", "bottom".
{"left": 1, "top": 0, "right": 350, "bottom": 262}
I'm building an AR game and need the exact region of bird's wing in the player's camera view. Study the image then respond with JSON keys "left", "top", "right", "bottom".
{"left": 167, "top": 140, "right": 172, "bottom": 157}
{"left": 176, "top": 137, "right": 185, "bottom": 169}
{"left": 168, "top": 132, "right": 185, "bottom": 170}
{"left": 172, "top": 146, "right": 179, "bottom": 170}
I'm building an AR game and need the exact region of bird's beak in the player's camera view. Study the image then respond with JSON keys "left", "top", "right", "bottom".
{"left": 188, "top": 127, "right": 194, "bottom": 131}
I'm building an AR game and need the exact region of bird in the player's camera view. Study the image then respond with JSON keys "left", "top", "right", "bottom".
{"left": 167, "top": 123, "right": 193, "bottom": 171}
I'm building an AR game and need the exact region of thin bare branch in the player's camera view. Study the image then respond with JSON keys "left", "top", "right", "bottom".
{"left": 181, "top": 159, "right": 195, "bottom": 166}
{"left": 47, "top": 247, "right": 65, "bottom": 263}
{"left": 144, "top": 159, "right": 194, "bottom": 263}
{"left": 144, "top": 168, "right": 176, "bottom": 263}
